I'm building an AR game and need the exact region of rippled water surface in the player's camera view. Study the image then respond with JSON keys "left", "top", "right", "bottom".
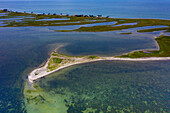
{"left": 34, "top": 60, "right": 170, "bottom": 112}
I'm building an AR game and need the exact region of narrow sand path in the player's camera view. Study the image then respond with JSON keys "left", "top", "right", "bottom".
{"left": 28, "top": 55, "right": 170, "bottom": 83}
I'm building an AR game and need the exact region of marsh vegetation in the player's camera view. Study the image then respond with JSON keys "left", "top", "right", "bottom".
{"left": 119, "top": 35, "right": 170, "bottom": 58}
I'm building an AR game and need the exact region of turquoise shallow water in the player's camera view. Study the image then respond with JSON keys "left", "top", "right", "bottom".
{"left": 37, "top": 60, "right": 170, "bottom": 112}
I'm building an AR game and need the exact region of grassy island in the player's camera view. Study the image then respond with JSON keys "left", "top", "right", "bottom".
{"left": 120, "top": 32, "right": 132, "bottom": 35}
{"left": 56, "top": 19, "right": 170, "bottom": 32}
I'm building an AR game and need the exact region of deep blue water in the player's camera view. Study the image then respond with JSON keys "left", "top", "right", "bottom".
{"left": 0, "top": 0, "right": 170, "bottom": 19}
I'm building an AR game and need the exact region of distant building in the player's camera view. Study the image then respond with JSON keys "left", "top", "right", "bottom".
{"left": 84, "top": 15, "right": 89, "bottom": 17}
{"left": 89, "top": 15, "right": 94, "bottom": 17}
{"left": 75, "top": 15, "right": 82, "bottom": 17}
{"left": 3, "top": 9, "right": 8, "bottom": 12}
{"left": 97, "top": 15, "right": 102, "bottom": 18}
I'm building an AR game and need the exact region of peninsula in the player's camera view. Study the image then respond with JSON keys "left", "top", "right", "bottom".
{"left": 28, "top": 35, "right": 170, "bottom": 83}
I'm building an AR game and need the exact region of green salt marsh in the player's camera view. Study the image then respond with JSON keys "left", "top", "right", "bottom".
{"left": 119, "top": 35, "right": 170, "bottom": 58}
{"left": 1, "top": 11, "right": 170, "bottom": 34}
{"left": 56, "top": 19, "right": 170, "bottom": 32}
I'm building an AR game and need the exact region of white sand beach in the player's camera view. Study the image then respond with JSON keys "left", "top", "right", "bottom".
{"left": 28, "top": 55, "right": 170, "bottom": 83}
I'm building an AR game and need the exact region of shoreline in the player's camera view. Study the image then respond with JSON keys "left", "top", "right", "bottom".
{"left": 1, "top": 9, "right": 170, "bottom": 21}
{"left": 28, "top": 55, "right": 170, "bottom": 83}
{"left": 118, "top": 32, "right": 163, "bottom": 56}
{"left": 28, "top": 33, "right": 170, "bottom": 83}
